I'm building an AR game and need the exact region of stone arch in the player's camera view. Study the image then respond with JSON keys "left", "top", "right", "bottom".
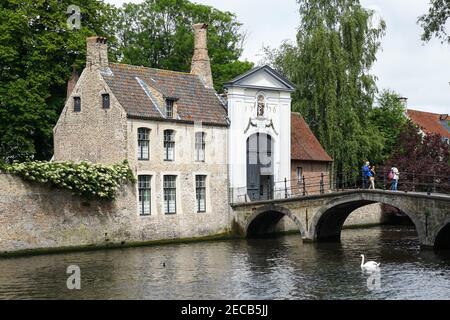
{"left": 309, "top": 193, "right": 425, "bottom": 244}
{"left": 434, "top": 219, "right": 450, "bottom": 249}
{"left": 245, "top": 205, "right": 306, "bottom": 238}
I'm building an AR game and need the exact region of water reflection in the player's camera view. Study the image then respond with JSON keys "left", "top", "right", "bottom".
{"left": 0, "top": 226, "right": 450, "bottom": 300}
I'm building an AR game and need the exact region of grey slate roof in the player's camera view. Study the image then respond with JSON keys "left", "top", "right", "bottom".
{"left": 101, "top": 63, "right": 228, "bottom": 126}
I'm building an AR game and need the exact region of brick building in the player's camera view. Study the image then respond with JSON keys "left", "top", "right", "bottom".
{"left": 291, "top": 112, "right": 333, "bottom": 195}
{"left": 54, "top": 24, "right": 230, "bottom": 237}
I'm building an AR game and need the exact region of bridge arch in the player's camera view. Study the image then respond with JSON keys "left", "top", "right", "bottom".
{"left": 245, "top": 205, "right": 306, "bottom": 238}
{"left": 309, "top": 193, "right": 425, "bottom": 244}
{"left": 434, "top": 218, "right": 450, "bottom": 249}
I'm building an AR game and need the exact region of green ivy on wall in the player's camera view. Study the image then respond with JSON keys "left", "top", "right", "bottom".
{"left": 1, "top": 160, "right": 135, "bottom": 200}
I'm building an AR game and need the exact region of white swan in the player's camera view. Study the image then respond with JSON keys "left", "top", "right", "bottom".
{"left": 360, "top": 254, "right": 380, "bottom": 272}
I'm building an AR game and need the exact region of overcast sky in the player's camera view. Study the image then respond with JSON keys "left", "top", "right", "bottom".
{"left": 107, "top": 0, "right": 450, "bottom": 114}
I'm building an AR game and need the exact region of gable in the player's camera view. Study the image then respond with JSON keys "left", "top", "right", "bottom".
{"left": 224, "top": 65, "right": 295, "bottom": 92}
{"left": 234, "top": 69, "right": 292, "bottom": 90}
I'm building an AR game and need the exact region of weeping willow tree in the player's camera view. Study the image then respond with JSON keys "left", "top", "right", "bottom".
{"left": 267, "top": 0, "right": 386, "bottom": 178}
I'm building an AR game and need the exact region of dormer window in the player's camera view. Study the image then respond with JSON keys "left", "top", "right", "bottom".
{"left": 166, "top": 99, "right": 174, "bottom": 118}
{"left": 73, "top": 97, "right": 81, "bottom": 112}
{"left": 102, "top": 93, "right": 110, "bottom": 109}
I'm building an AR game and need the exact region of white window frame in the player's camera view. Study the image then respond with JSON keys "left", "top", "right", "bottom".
{"left": 138, "top": 175, "right": 152, "bottom": 216}
{"left": 137, "top": 128, "right": 150, "bottom": 160}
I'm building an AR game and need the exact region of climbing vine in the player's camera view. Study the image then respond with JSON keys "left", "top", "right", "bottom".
{"left": 1, "top": 160, "right": 135, "bottom": 199}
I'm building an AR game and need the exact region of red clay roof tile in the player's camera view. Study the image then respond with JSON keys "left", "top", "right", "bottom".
{"left": 407, "top": 109, "right": 450, "bottom": 139}
{"left": 291, "top": 113, "right": 333, "bottom": 162}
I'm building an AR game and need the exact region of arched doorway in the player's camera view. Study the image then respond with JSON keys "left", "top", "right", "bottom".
{"left": 246, "top": 133, "right": 274, "bottom": 201}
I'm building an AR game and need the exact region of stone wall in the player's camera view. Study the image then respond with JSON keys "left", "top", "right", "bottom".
{"left": 127, "top": 120, "right": 230, "bottom": 219}
{"left": 53, "top": 68, "right": 128, "bottom": 164}
{"left": 343, "top": 204, "right": 389, "bottom": 228}
{"left": 0, "top": 174, "right": 232, "bottom": 255}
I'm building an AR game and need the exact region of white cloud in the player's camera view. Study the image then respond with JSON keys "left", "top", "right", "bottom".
{"left": 106, "top": 0, "right": 450, "bottom": 114}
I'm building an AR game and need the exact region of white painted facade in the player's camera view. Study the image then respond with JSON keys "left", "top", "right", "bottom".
{"left": 225, "top": 66, "right": 295, "bottom": 203}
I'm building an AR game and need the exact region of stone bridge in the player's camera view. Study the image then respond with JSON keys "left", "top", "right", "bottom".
{"left": 231, "top": 190, "right": 450, "bottom": 248}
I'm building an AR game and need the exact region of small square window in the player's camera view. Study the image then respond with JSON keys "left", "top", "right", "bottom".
{"left": 102, "top": 94, "right": 110, "bottom": 109}
{"left": 73, "top": 97, "right": 81, "bottom": 112}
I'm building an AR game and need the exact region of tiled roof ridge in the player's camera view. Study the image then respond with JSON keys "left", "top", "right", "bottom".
{"left": 109, "top": 62, "right": 196, "bottom": 77}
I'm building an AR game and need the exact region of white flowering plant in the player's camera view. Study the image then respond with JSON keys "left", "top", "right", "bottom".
{"left": 1, "top": 160, "right": 135, "bottom": 200}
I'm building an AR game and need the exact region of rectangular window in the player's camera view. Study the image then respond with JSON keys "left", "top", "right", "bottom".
{"left": 102, "top": 94, "right": 110, "bottom": 109}
{"left": 138, "top": 128, "right": 150, "bottom": 160}
{"left": 297, "top": 167, "right": 303, "bottom": 184}
{"left": 138, "top": 175, "right": 151, "bottom": 216}
{"left": 166, "top": 99, "right": 174, "bottom": 119}
{"left": 73, "top": 97, "right": 81, "bottom": 112}
{"left": 195, "top": 132, "right": 206, "bottom": 162}
{"left": 196, "top": 175, "right": 206, "bottom": 213}
{"left": 164, "top": 175, "right": 177, "bottom": 214}
{"left": 164, "top": 130, "right": 175, "bottom": 161}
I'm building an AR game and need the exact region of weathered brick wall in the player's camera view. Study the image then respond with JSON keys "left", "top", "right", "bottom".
{"left": 291, "top": 160, "right": 331, "bottom": 195}
{"left": 53, "top": 68, "right": 128, "bottom": 164}
{"left": 127, "top": 119, "right": 230, "bottom": 218}
{"left": 0, "top": 173, "right": 231, "bottom": 254}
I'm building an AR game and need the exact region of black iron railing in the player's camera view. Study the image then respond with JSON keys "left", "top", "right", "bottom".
{"left": 230, "top": 170, "right": 450, "bottom": 205}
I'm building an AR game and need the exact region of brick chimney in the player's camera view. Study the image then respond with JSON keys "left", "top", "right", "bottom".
{"left": 399, "top": 97, "right": 408, "bottom": 109}
{"left": 66, "top": 65, "right": 79, "bottom": 101}
{"left": 86, "top": 36, "right": 108, "bottom": 70}
{"left": 191, "top": 23, "right": 214, "bottom": 89}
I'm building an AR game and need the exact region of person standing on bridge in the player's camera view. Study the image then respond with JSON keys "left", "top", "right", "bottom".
{"left": 362, "top": 161, "right": 372, "bottom": 189}
{"left": 390, "top": 166, "right": 399, "bottom": 191}
{"left": 369, "top": 165, "right": 376, "bottom": 189}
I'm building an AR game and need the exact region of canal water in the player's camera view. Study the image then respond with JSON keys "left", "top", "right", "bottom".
{"left": 0, "top": 226, "right": 450, "bottom": 300}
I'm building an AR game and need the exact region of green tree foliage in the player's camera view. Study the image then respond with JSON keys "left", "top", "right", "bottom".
{"left": 265, "top": 0, "right": 386, "bottom": 176}
{"left": 418, "top": 0, "right": 450, "bottom": 43}
{"left": 368, "top": 90, "right": 408, "bottom": 162}
{"left": 0, "top": 0, "right": 114, "bottom": 163}
{"left": 113, "top": 0, "right": 253, "bottom": 92}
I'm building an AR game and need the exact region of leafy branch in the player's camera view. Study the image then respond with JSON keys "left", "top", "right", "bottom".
{"left": 1, "top": 160, "right": 135, "bottom": 200}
